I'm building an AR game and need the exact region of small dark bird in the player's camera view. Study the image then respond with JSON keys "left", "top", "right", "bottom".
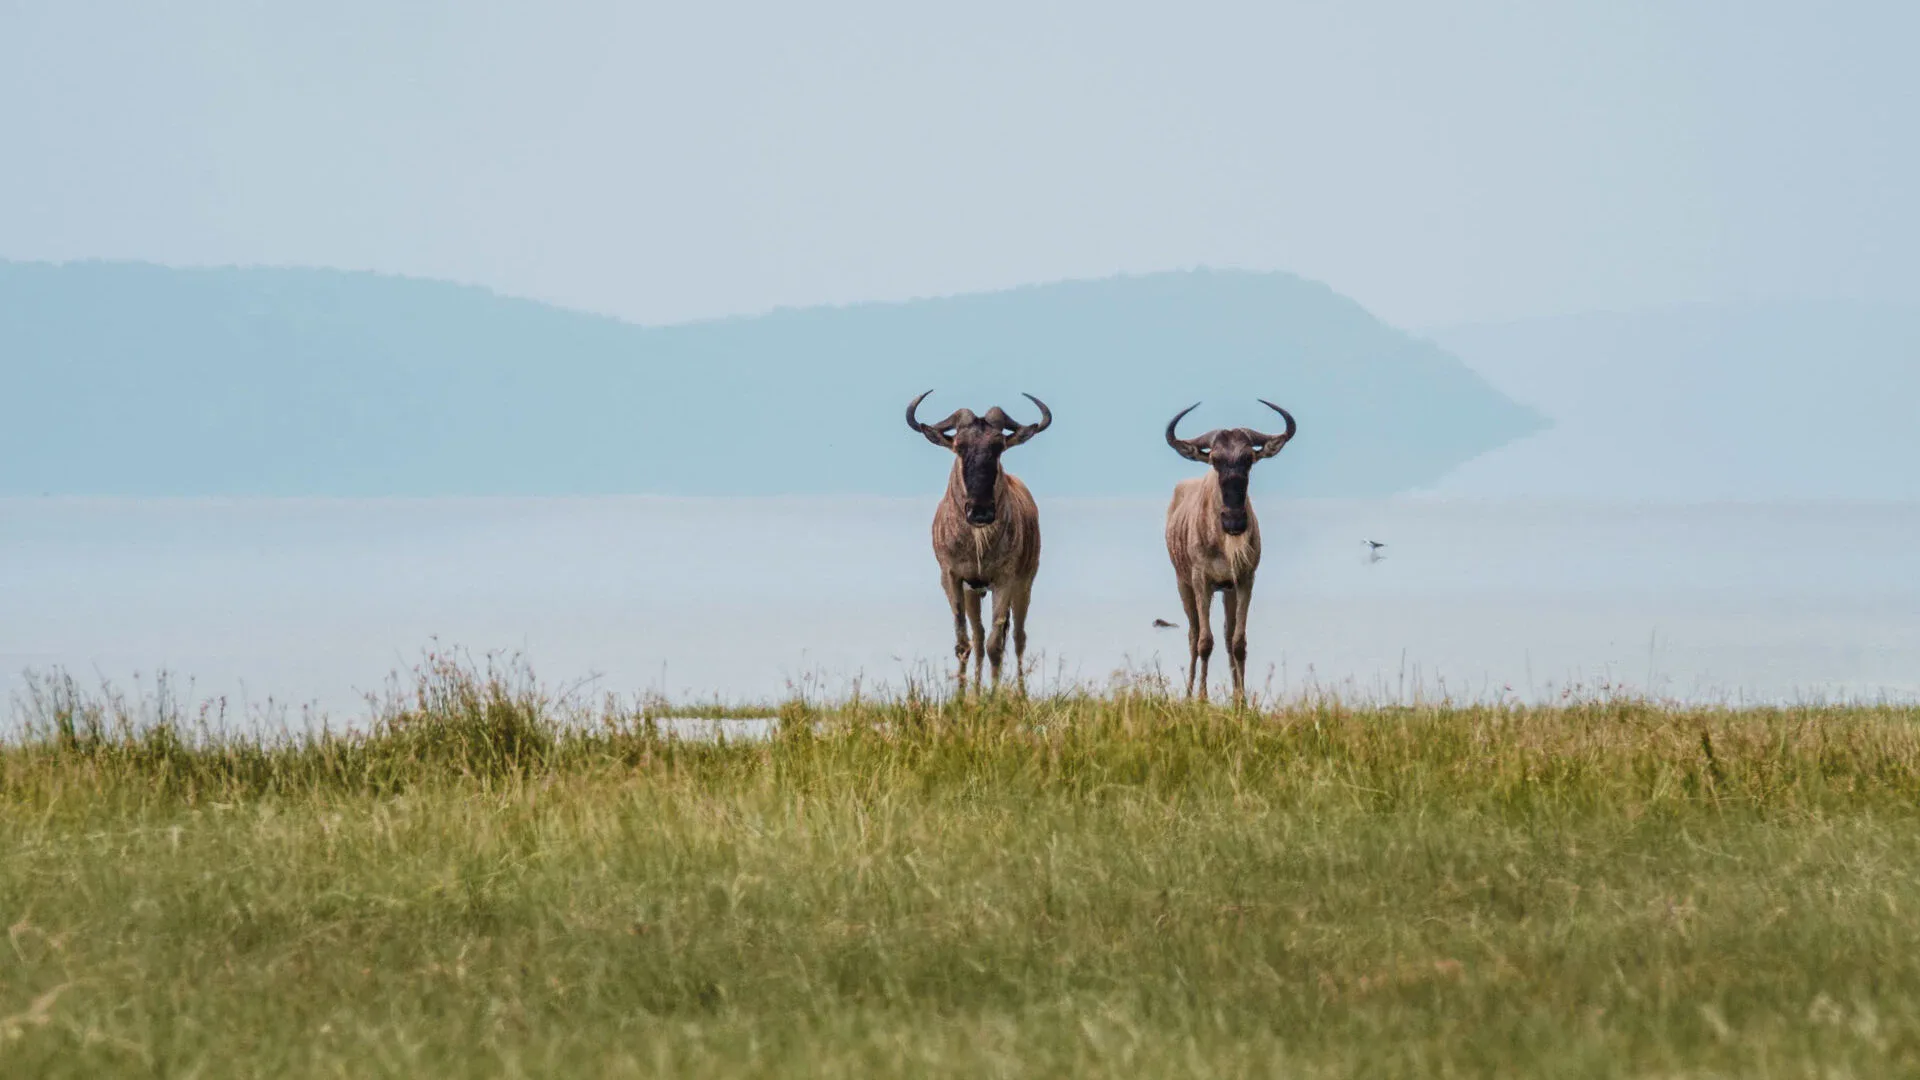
{"left": 1364, "top": 539, "right": 1387, "bottom": 564}
{"left": 1364, "top": 539, "right": 1386, "bottom": 551}
{"left": 1152, "top": 618, "right": 1179, "bottom": 629}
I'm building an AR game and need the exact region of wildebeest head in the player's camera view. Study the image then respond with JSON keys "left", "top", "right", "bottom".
{"left": 1165, "top": 399, "right": 1297, "bottom": 536}
{"left": 907, "top": 391, "right": 1052, "bottom": 526}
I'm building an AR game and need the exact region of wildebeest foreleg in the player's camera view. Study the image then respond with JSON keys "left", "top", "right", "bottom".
{"left": 985, "top": 584, "right": 1015, "bottom": 688}
{"left": 1176, "top": 576, "right": 1201, "bottom": 699}
{"left": 965, "top": 586, "right": 987, "bottom": 690}
{"left": 1010, "top": 580, "right": 1033, "bottom": 692}
{"left": 1227, "top": 578, "right": 1253, "bottom": 705}
{"left": 943, "top": 573, "right": 971, "bottom": 691}
{"left": 1190, "top": 574, "right": 1215, "bottom": 704}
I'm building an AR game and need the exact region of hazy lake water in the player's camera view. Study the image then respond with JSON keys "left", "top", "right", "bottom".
{"left": 3, "top": 497, "right": 1917, "bottom": 724}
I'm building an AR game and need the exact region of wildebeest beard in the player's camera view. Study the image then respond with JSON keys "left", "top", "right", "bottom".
{"left": 960, "top": 446, "right": 1001, "bottom": 526}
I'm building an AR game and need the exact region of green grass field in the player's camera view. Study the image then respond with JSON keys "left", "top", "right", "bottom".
{"left": 4, "top": 655, "right": 1919, "bottom": 1077}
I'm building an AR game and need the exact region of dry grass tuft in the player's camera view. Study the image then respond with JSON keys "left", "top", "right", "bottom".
{"left": 3, "top": 653, "right": 1919, "bottom": 1077}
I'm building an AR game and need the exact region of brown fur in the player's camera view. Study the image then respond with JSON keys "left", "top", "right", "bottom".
{"left": 1165, "top": 471, "right": 1261, "bottom": 703}
{"left": 1162, "top": 400, "right": 1297, "bottom": 704}
{"left": 932, "top": 463, "right": 1042, "bottom": 690}
{"left": 907, "top": 391, "right": 1051, "bottom": 693}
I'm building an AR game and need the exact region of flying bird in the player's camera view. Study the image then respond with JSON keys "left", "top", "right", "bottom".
{"left": 1152, "top": 618, "right": 1179, "bottom": 629}
{"left": 1364, "top": 539, "right": 1387, "bottom": 564}
{"left": 1364, "top": 539, "right": 1386, "bottom": 552}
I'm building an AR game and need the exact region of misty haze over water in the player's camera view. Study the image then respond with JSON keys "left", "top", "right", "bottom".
{"left": 7, "top": 5, "right": 1916, "bottom": 722}
{"left": 4, "top": 496, "right": 1915, "bottom": 724}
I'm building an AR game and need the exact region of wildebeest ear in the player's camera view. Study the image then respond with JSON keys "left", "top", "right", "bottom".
{"left": 905, "top": 390, "right": 959, "bottom": 448}
{"left": 1169, "top": 432, "right": 1217, "bottom": 462}
{"left": 1251, "top": 399, "right": 1297, "bottom": 458}
{"left": 1165, "top": 402, "right": 1211, "bottom": 462}
{"left": 1252, "top": 436, "right": 1289, "bottom": 459}
{"left": 1002, "top": 393, "right": 1052, "bottom": 448}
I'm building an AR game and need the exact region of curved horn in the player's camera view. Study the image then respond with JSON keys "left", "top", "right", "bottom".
{"left": 1251, "top": 399, "right": 1297, "bottom": 458}
{"left": 1004, "top": 392, "right": 1053, "bottom": 447}
{"left": 906, "top": 390, "right": 955, "bottom": 448}
{"left": 1165, "top": 402, "right": 1209, "bottom": 462}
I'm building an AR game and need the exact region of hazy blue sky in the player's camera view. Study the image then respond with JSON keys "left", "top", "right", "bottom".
{"left": 3, "top": 1, "right": 1914, "bottom": 328}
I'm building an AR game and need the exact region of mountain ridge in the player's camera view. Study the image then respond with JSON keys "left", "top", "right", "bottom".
{"left": 1, "top": 260, "right": 1546, "bottom": 497}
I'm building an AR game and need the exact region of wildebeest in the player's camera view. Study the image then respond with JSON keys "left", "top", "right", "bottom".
{"left": 1163, "top": 399, "right": 1298, "bottom": 704}
{"left": 906, "top": 391, "right": 1051, "bottom": 692}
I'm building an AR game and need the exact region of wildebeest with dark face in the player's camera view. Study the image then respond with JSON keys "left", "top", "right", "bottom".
{"left": 906, "top": 391, "right": 1051, "bottom": 692}
{"left": 1163, "top": 399, "right": 1298, "bottom": 704}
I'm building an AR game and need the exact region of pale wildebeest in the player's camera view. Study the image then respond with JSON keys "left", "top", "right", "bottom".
{"left": 1163, "top": 399, "right": 1298, "bottom": 704}
{"left": 906, "top": 391, "right": 1052, "bottom": 692}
